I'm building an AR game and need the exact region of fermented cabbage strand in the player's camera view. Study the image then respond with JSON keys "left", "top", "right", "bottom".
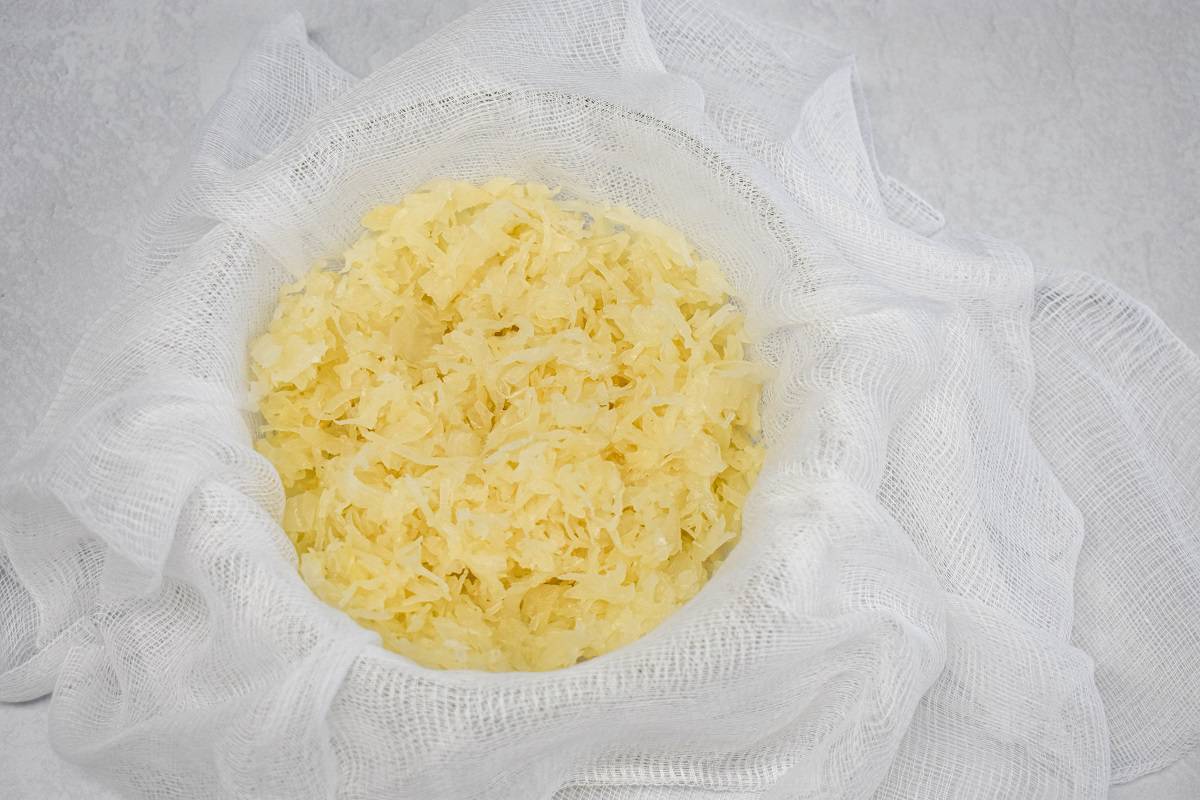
{"left": 250, "top": 179, "right": 764, "bottom": 671}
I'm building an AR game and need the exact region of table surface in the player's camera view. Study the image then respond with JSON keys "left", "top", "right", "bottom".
{"left": 2, "top": 1, "right": 1198, "bottom": 797}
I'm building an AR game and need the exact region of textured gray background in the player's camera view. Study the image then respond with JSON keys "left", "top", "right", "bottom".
{"left": 1, "top": 0, "right": 1197, "bottom": 797}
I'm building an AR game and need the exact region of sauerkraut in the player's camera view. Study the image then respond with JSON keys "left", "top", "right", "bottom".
{"left": 250, "top": 179, "right": 764, "bottom": 671}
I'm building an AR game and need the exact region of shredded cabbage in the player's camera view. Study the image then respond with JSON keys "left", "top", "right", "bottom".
{"left": 250, "top": 179, "right": 765, "bottom": 671}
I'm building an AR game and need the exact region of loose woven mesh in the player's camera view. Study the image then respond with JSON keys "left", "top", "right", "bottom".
{"left": 1, "top": 0, "right": 1198, "bottom": 797}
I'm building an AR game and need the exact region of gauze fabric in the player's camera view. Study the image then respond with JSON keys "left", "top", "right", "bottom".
{"left": 2, "top": 2, "right": 1197, "bottom": 797}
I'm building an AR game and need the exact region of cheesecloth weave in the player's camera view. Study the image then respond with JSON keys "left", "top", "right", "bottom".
{"left": 2, "top": 1, "right": 1198, "bottom": 797}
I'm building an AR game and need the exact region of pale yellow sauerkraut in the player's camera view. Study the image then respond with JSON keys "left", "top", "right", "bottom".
{"left": 250, "top": 178, "right": 764, "bottom": 671}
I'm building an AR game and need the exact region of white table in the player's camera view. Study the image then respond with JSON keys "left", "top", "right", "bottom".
{"left": 2, "top": 1, "right": 1197, "bottom": 796}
